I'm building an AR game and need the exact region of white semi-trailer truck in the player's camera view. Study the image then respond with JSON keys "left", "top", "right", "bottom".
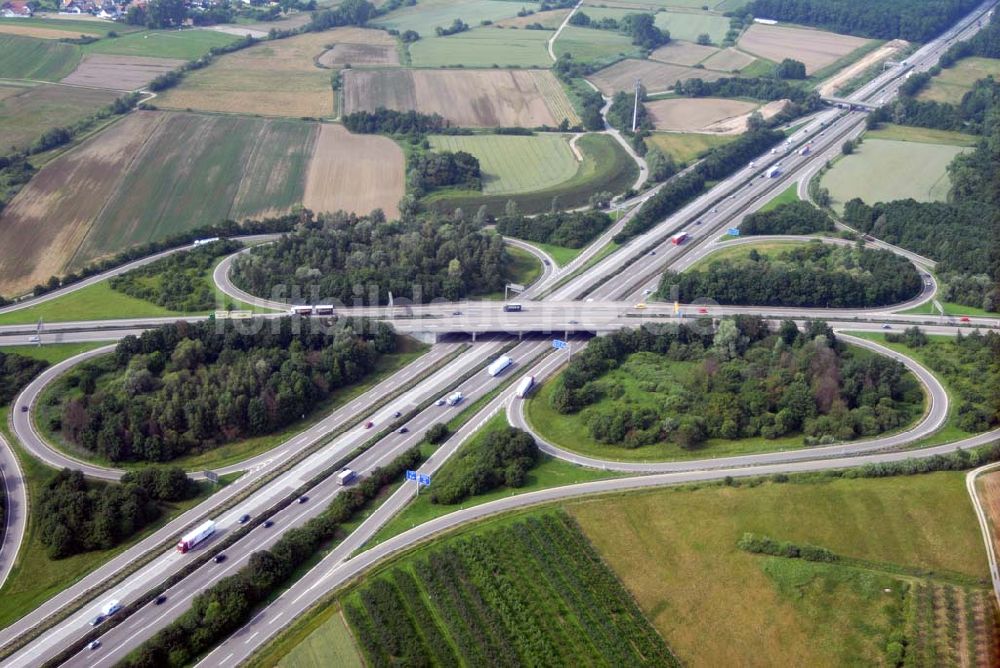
{"left": 487, "top": 355, "right": 513, "bottom": 377}
{"left": 516, "top": 375, "right": 535, "bottom": 398}
{"left": 176, "top": 520, "right": 216, "bottom": 553}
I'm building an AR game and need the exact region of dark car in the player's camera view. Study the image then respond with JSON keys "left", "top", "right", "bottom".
{"left": 543, "top": 259, "right": 551, "bottom": 265}
{"left": 393, "top": 411, "right": 402, "bottom": 418}
{"left": 19, "top": 405, "right": 27, "bottom": 413}
{"left": 239, "top": 514, "right": 251, "bottom": 524}
{"left": 298, "top": 496, "right": 309, "bottom": 504}
{"left": 214, "top": 553, "right": 227, "bottom": 563}
{"left": 364, "top": 421, "right": 374, "bottom": 429}
{"left": 263, "top": 520, "right": 274, "bottom": 528}
{"left": 155, "top": 595, "right": 167, "bottom": 605}
{"left": 398, "top": 426, "right": 409, "bottom": 434}
{"left": 90, "top": 615, "right": 104, "bottom": 627}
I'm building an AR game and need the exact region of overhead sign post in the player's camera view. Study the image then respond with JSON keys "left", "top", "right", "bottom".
{"left": 505, "top": 283, "right": 525, "bottom": 301}
{"left": 203, "top": 471, "right": 219, "bottom": 486}
{"left": 552, "top": 338, "right": 571, "bottom": 359}
{"left": 727, "top": 228, "right": 740, "bottom": 237}
{"left": 418, "top": 474, "right": 431, "bottom": 487}
{"left": 405, "top": 470, "right": 417, "bottom": 482}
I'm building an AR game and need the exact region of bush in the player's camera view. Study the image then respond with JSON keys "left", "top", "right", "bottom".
{"left": 426, "top": 422, "right": 450, "bottom": 444}
{"left": 430, "top": 427, "right": 539, "bottom": 504}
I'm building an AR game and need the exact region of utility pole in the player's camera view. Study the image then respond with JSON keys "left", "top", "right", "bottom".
{"left": 632, "top": 78, "right": 641, "bottom": 133}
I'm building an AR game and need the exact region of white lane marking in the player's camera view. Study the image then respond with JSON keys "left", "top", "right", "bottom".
{"left": 244, "top": 631, "right": 259, "bottom": 645}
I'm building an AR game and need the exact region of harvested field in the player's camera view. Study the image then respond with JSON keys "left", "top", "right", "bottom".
{"left": 0, "top": 111, "right": 160, "bottom": 296}
{"left": 646, "top": 131, "right": 736, "bottom": 163}
{"left": 649, "top": 40, "right": 719, "bottom": 66}
{"left": 302, "top": 124, "right": 403, "bottom": 218}
{"left": 0, "top": 24, "right": 96, "bottom": 40}
{"left": 317, "top": 43, "right": 398, "bottom": 67}
{"left": 738, "top": 23, "right": 870, "bottom": 74}
{"left": 61, "top": 54, "right": 184, "bottom": 90}
{"left": 822, "top": 138, "right": 971, "bottom": 213}
{"left": 156, "top": 30, "right": 338, "bottom": 117}
{"left": 372, "top": 0, "right": 523, "bottom": 36}
{"left": 589, "top": 58, "right": 726, "bottom": 94}
{"left": 703, "top": 98, "right": 788, "bottom": 133}
{"left": 341, "top": 69, "right": 579, "bottom": 127}
{"left": 0, "top": 16, "right": 116, "bottom": 36}
{"left": 646, "top": 97, "right": 755, "bottom": 132}
{"left": 0, "top": 82, "right": 116, "bottom": 151}
{"left": 0, "top": 110, "right": 317, "bottom": 295}
{"left": 818, "top": 39, "right": 908, "bottom": 96}
{"left": 701, "top": 46, "right": 756, "bottom": 72}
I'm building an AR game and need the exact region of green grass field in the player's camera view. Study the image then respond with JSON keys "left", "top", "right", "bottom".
{"left": 0, "top": 81, "right": 116, "bottom": 152}
{"left": 645, "top": 131, "right": 736, "bottom": 164}
{"left": 532, "top": 240, "right": 582, "bottom": 267}
{"left": 0, "top": 34, "right": 80, "bottom": 80}
{"left": 0, "top": 340, "right": 107, "bottom": 363}
{"left": 0, "top": 280, "right": 183, "bottom": 326}
{"left": 687, "top": 239, "right": 812, "bottom": 270}
{"left": 274, "top": 606, "right": 363, "bottom": 668}
{"left": 408, "top": 26, "right": 553, "bottom": 67}
{"left": 426, "top": 133, "right": 637, "bottom": 215}
{"left": 760, "top": 183, "right": 800, "bottom": 211}
{"left": 429, "top": 133, "right": 580, "bottom": 195}
{"left": 83, "top": 28, "right": 238, "bottom": 60}
{"left": 75, "top": 113, "right": 313, "bottom": 269}
{"left": 570, "top": 471, "right": 988, "bottom": 665}
{"left": 573, "top": 8, "right": 729, "bottom": 44}
{"left": 899, "top": 300, "right": 998, "bottom": 318}
{"left": 373, "top": 0, "right": 523, "bottom": 35}
{"left": 866, "top": 123, "right": 979, "bottom": 146}
{"left": 822, "top": 138, "right": 971, "bottom": 213}
{"left": 552, "top": 25, "right": 639, "bottom": 64}
{"left": 0, "top": 17, "right": 130, "bottom": 35}
{"left": 917, "top": 56, "right": 1000, "bottom": 104}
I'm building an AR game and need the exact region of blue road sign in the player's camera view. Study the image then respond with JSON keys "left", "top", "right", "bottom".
{"left": 418, "top": 474, "right": 432, "bottom": 486}
{"left": 727, "top": 228, "right": 740, "bottom": 236}
{"left": 405, "top": 470, "right": 417, "bottom": 481}
{"left": 552, "top": 339, "right": 568, "bottom": 350}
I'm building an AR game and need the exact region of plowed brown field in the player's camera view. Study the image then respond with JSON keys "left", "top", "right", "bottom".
{"left": 61, "top": 54, "right": 185, "bottom": 90}
{"left": 302, "top": 124, "right": 404, "bottom": 218}
{"left": 737, "top": 23, "right": 870, "bottom": 74}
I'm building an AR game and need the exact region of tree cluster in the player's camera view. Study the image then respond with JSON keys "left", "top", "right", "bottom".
{"left": 774, "top": 58, "right": 807, "bottom": 79}
{"left": 941, "top": 6, "right": 1000, "bottom": 66}
{"left": 870, "top": 76, "right": 1000, "bottom": 134}
{"left": 737, "top": 533, "right": 837, "bottom": 562}
{"left": 231, "top": 211, "right": 506, "bottom": 304}
{"left": 568, "top": 11, "right": 669, "bottom": 49}
{"left": 741, "top": 201, "right": 835, "bottom": 235}
{"left": 674, "top": 76, "right": 820, "bottom": 106}
{"left": 606, "top": 90, "right": 651, "bottom": 136}
{"left": 430, "top": 427, "right": 539, "bottom": 504}
{"left": 659, "top": 242, "right": 922, "bottom": 308}
{"left": 39, "top": 467, "right": 196, "bottom": 559}
{"left": 552, "top": 318, "right": 921, "bottom": 448}
{"left": 109, "top": 239, "right": 242, "bottom": 312}
{"left": 617, "top": 128, "right": 783, "bottom": 241}
{"left": 0, "top": 351, "right": 47, "bottom": 404}
{"left": 745, "top": 0, "right": 982, "bottom": 41}
{"left": 308, "top": 0, "right": 376, "bottom": 31}
{"left": 123, "top": 447, "right": 421, "bottom": 668}
{"left": 495, "top": 210, "right": 613, "bottom": 248}
{"left": 408, "top": 150, "right": 481, "bottom": 193}
{"left": 55, "top": 317, "right": 396, "bottom": 463}
{"left": 646, "top": 146, "right": 679, "bottom": 182}
{"left": 434, "top": 18, "right": 469, "bottom": 36}
{"left": 342, "top": 108, "right": 450, "bottom": 135}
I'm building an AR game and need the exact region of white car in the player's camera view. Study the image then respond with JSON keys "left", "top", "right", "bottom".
{"left": 27, "top": 335, "right": 39, "bottom": 343}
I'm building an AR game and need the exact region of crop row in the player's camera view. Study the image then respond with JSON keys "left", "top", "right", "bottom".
{"left": 342, "top": 512, "right": 677, "bottom": 666}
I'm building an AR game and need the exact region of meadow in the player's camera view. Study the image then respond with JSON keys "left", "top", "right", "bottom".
{"left": 552, "top": 25, "right": 639, "bottom": 64}
{"left": 645, "top": 131, "right": 736, "bottom": 163}
{"left": 82, "top": 28, "right": 237, "bottom": 60}
{"left": 0, "top": 34, "right": 80, "bottom": 80}
{"left": 571, "top": 472, "right": 991, "bottom": 665}
{"left": 917, "top": 56, "right": 1000, "bottom": 104}
{"left": 424, "top": 133, "right": 636, "bottom": 215}
{"left": 0, "top": 82, "right": 116, "bottom": 151}
{"left": 589, "top": 57, "right": 726, "bottom": 94}
{"left": 822, "top": 137, "right": 971, "bottom": 213}
{"left": 429, "top": 133, "right": 580, "bottom": 195}
{"left": 407, "top": 25, "right": 553, "bottom": 68}
{"left": 371, "top": 0, "right": 524, "bottom": 36}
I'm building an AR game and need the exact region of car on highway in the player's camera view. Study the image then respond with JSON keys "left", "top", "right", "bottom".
{"left": 263, "top": 520, "right": 274, "bottom": 528}
{"left": 364, "top": 421, "right": 374, "bottom": 429}
{"left": 399, "top": 426, "right": 409, "bottom": 434}
{"left": 435, "top": 398, "right": 445, "bottom": 406}
{"left": 643, "top": 289, "right": 653, "bottom": 295}
{"left": 298, "top": 496, "right": 308, "bottom": 504}
{"left": 543, "top": 259, "right": 551, "bottom": 265}
{"left": 648, "top": 250, "right": 656, "bottom": 255}
{"left": 569, "top": 319, "right": 579, "bottom": 324}
{"left": 214, "top": 553, "right": 227, "bottom": 563}
{"left": 90, "top": 615, "right": 104, "bottom": 627}
{"left": 27, "top": 335, "right": 39, "bottom": 343}
{"left": 881, "top": 324, "right": 892, "bottom": 330}
{"left": 20, "top": 405, "right": 27, "bottom": 413}
{"left": 88, "top": 641, "right": 101, "bottom": 651}
{"left": 239, "top": 514, "right": 251, "bottom": 524}
{"left": 634, "top": 303, "right": 647, "bottom": 310}
{"left": 451, "top": 311, "right": 461, "bottom": 316}
{"left": 960, "top": 316, "right": 971, "bottom": 322}
{"left": 698, "top": 307, "right": 709, "bottom": 314}
{"left": 155, "top": 595, "right": 167, "bottom": 605}
{"left": 711, "top": 208, "right": 717, "bottom": 213}
{"left": 393, "top": 411, "right": 401, "bottom": 418}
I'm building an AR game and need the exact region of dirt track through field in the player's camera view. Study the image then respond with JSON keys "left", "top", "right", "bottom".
{"left": 303, "top": 124, "right": 404, "bottom": 217}
{"left": 317, "top": 43, "right": 398, "bottom": 67}
{"left": 61, "top": 54, "right": 185, "bottom": 90}
{"left": 341, "top": 69, "right": 575, "bottom": 127}
{"left": 818, "top": 39, "right": 908, "bottom": 96}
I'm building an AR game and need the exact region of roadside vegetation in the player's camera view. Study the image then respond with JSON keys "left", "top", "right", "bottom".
{"left": 661, "top": 241, "right": 922, "bottom": 308}
{"left": 531, "top": 318, "right": 924, "bottom": 460}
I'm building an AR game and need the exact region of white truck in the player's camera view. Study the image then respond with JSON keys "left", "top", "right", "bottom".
{"left": 487, "top": 355, "right": 513, "bottom": 377}
{"left": 100, "top": 599, "right": 122, "bottom": 617}
{"left": 176, "top": 520, "right": 216, "bottom": 553}
{"left": 767, "top": 166, "right": 782, "bottom": 178}
{"left": 446, "top": 391, "right": 464, "bottom": 406}
{"left": 337, "top": 469, "right": 356, "bottom": 486}
{"left": 516, "top": 375, "right": 535, "bottom": 398}
{"left": 799, "top": 145, "right": 811, "bottom": 156}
